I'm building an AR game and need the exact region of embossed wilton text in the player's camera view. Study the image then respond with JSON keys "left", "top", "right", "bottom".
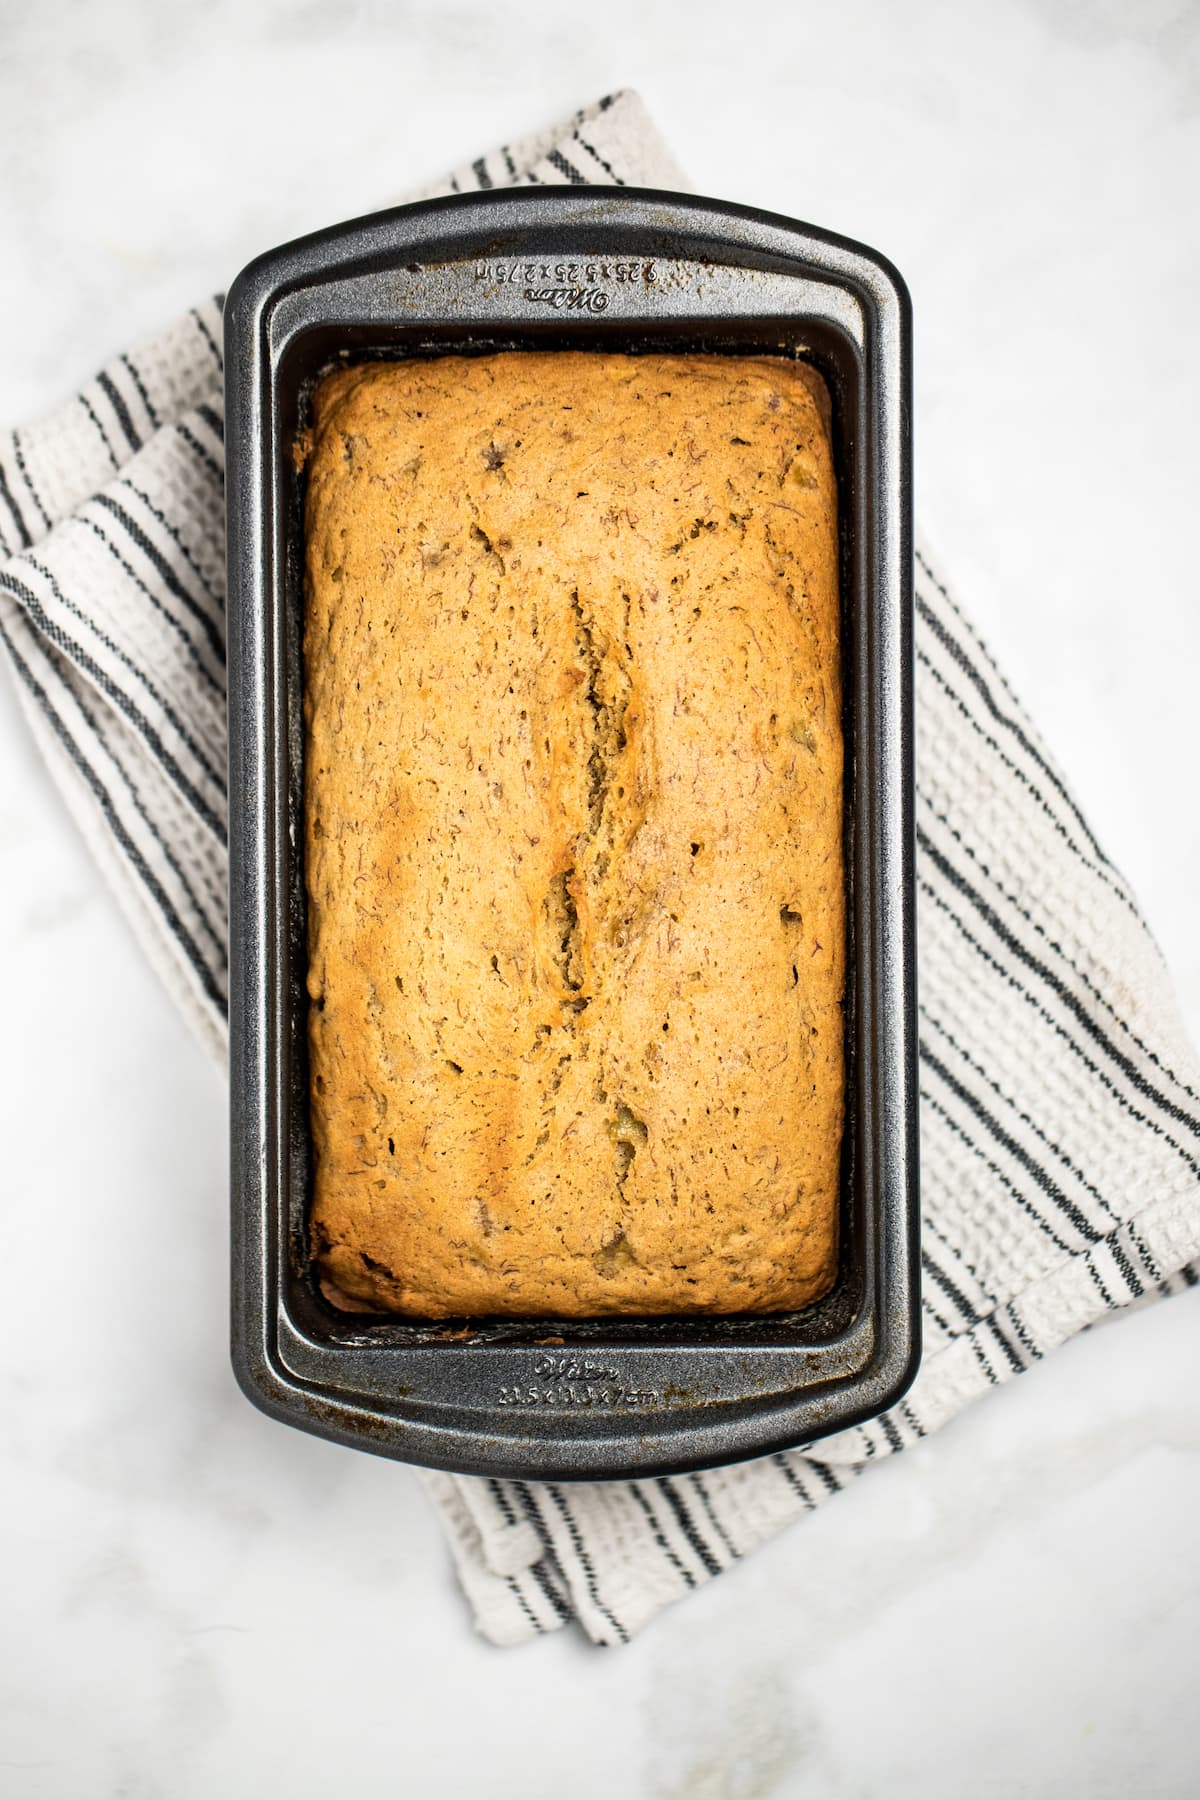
{"left": 496, "top": 1382, "right": 661, "bottom": 1408}
{"left": 496, "top": 1360, "right": 657, "bottom": 1407}
{"left": 524, "top": 287, "right": 608, "bottom": 312}
{"left": 474, "top": 259, "right": 657, "bottom": 286}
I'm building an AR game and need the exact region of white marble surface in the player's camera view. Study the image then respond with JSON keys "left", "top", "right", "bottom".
{"left": 2, "top": 0, "right": 1198, "bottom": 1793}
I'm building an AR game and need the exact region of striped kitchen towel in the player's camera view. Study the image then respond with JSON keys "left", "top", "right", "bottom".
{"left": 1, "top": 89, "right": 1197, "bottom": 1648}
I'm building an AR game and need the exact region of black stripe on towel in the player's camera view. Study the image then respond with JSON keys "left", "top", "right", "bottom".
{"left": 120, "top": 352, "right": 161, "bottom": 431}
{"left": 915, "top": 582, "right": 1111, "bottom": 869}
{"left": 920, "top": 1004, "right": 1119, "bottom": 1227}
{"left": 196, "top": 401, "right": 225, "bottom": 442}
{"left": 546, "top": 1483, "right": 633, "bottom": 1641}
{"left": 921, "top": 1245, "right": 986, "bottom": 1333}
{"left": 121, "top": 478, "right": 225, "bottom": 612}
{"left": 917, "top": 647, "right": 1138, "bottom": 918}
{"left": 656, "top": 1479, "right": 723, "bottom": 1577}
{"left": 79, "top": 393, "right": 120, "bottom": 471}
{"left": 0, "top": 616, "right": 227, "bottom": 1012}
{"left": 0, "top": 456, "right": 32, "bottom": 548}
{"left": 919, "top": 828, "right": 1200, "bottom": 1145}
{"left": 919, "top": 785, "right": 1192, "bottom": 1103}
{"left": 22, "top": 552, "right": 227, "bottom": 796}
{"left": 878, "top": 1411, "right": 905, "bottom": 1453}
{"left": 546, "top": 147, "right": 588, "bottom": 185}
{"left": 1, "top": 564, "right": 227, "bottom": 836}
{"left": 529, "top": 1557, "right": 572, "bottom": 1624}
{"left": 76, "top": 515, "right": 225, "bottom": 701}
{"left": 97, "top": 370, "right": 142, "bottom": 453}
{"left": 772, "top": 1455, "right": 817, "bottom": 1509}
{"left": 71, "top": 677, "right": 228, "bottom": 967}
{"left": 805, "top": 1458, "right": 843, "bottom": 1496}
{"left": 487, "top": 1478, "right": 516, "bottom": 1525}
{"left": 175, "top": 421, "right": 223, "bottom": 485}
{"left": 573, "top": 129, "right": 625, "bottom": 185}
{"left": 625, "top": 1485, "right": 697, "bottom": 1588}
{"left": 1004, "top": 1303, "right": 1044, "bottom": 1363}
{"left": 920, "top": 1082, "right": 1075, "bottom": 1260}
{"left": 921, "top": 1041, "right": 1097, "bottom": 1244}
{"left": 983, "top": 1314, "right": 1027, "bottom": 1376}
{"left": 919, "top": 874, "right": 1200, "bottom": 1179}
{"left": 11, "top": 430, "right": 51, "bottom": 529}
{"left": 503, "top": 1576, "right": 543, "bottom": 1634}
{"left": 191, "top": 306, "right": 224, "bottom": 372}
{"left": 690, "top": 1474, "right": 740, "bottom": 1560}
{"left": 93, "top": 493, "right": 226, "bottom": 661}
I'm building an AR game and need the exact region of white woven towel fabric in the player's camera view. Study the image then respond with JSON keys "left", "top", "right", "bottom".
{"left": 2, "top": 90, "right": 1198, "bottom": 1648}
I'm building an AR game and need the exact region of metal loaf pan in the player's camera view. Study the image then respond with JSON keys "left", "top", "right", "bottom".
{"left": 224, "top": 188, "right": 918, "bottom": 1481}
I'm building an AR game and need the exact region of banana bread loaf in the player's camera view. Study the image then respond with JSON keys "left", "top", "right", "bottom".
{"left": 303, "top": 349, "right": 843, "bottom": 1316}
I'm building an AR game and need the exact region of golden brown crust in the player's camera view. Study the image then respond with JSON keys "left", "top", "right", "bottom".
{"left": 303, "top": 351, "right": 843, "bottom": 1316}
